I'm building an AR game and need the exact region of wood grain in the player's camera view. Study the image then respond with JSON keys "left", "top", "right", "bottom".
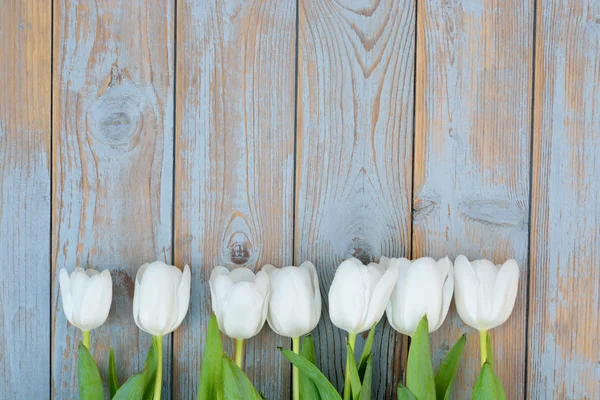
{"left": 51, "top": 0, "right": 174, "bottom": 398}
{"left": 295, "top": 1, "right": 416, "bottom": 398}
{"left": 413, "top": 1, "right": 534, "bottom": 398}
{"left": 528, "top": 1, "right": 600, "bottom": 398}
{"left": 173, "top": 0, "right": 296, "bottom": 397}
{"left": 0, "top": 1, "right": 51, "bottom": 398}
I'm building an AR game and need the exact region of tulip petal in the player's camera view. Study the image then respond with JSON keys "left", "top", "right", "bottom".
{"left": 328, "top": 258, "right": 368, "bottom": 333}
{"left": 137, "top": 262, "right": 176, "bottom": 336}
{"left": 170, "top": 265, "right": 191, "bottom": 333}
{"left": 435, "top": 257, "right": 454, "bottom": 332}
{"left": 490, "top": 259, "right": 520, "bottom": 329}
{"left": 386, "top": 258, "right": 410, "bottom": 335}
{"left": 472, "top": 259, "right": 499, "bottom": 328}
{"left": 59, "top": 268, "right": 74, "bottom": 325}
{"left": 209, "top": 266, "right": 234, "bottom": 324}
{"left": 267, "top": 267, "right": 313, "bottom": 337}
{"left": 454, "top": 255, "right": 480, "bottom": 329}
{"left": 300, "top": 261, "right": 321, "bottom": 329}
{"left": 222, "top": 282, "right": 267, "bottom": 339}
{"left": 363, "top": 264, "right": 398, "bottom": 332}
{"left": 229, "top": 267, "right": 257, "bottom": 284}
{"left": 400, "top": 258, "right": 442, "bottom": 335}
{"left": 262, "top": 264, "right": 278, "bottom": 277}
{"left": 78, "top": 272, "right": 111, "bottom": 330}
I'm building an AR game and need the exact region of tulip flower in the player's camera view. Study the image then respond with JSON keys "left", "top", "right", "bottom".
{"left": 263, "top": 261, "right": 321, "bottom": 400}
{"left": 328, "top": 257, "right": 398, "bottom": 400}
{"left": 59, "top": 267, "right": 112, "bottom": 349}
{"left": 454, "top": 254, "right": 519, "bottom": 365}
{"left": 209, "top": 266, "right": 270, "bottom": 368}
{"left": 133, "top": 261, "right": 191, "bottom": 400}
{"left": 384, "top": 256, "right": 453, "bottom": 336}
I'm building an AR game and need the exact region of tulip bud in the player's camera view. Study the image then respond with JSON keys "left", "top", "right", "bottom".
{"left": 133, "top": 261, "right": 191, "bottom": 336}
{"left": 59, "top": 267, "right": 113, "bottom": 331}
{"left": 454, "top": 254, "right": 520, "bottom": 331}
{"left": 328, "top": 257, "right": 399, "bottom": 334}
{"left": 384, "top": 256, "right": 453, "bottom": 336}
{"left": 262, "top": 261, "right": 321, "bottom": 338}
{"left": 209, "top": 266, "right": 270, "bottom": 339}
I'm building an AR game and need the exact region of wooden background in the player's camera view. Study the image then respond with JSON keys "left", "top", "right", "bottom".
{"left": 1, "top": 0, "right": 599, "bottom": 398}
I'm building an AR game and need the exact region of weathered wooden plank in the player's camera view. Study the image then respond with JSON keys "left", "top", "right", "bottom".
{"left": 413, "top": 1, "right": 533, "bottom": 398}
{"left": 528, "top": 1, "right": 600, "bottom": 398}
{"left": 295, "top": 1, "right": 416, "bottom": 398}
{"left": 0, "top": 1, "right": 51, "bottom": 397}
{"left": 173, "top": 0, "right": 296, "bottom": 397}
{"left": 51, "top": 0, "right": 174, "bottom": 397}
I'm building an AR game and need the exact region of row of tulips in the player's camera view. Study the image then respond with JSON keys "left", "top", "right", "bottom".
{"left": 59, "top": 255, "right": 519, "bottom": 399}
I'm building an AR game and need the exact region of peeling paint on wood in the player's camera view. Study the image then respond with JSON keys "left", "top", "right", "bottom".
{"left": 528, "top": 1, "right": 600, "bottom": 398}
{"left": 173, "top": 0, "right": 296, "bottom": 397}
{"left": 295, "top": 1, "right": 416, "bottom": 398}
{"left": 51, "top": 0, "right": 174, "bottom": 398}
{"left": 0, "top": 1, "right": 51, "bottom": 397}
{"left": 413, "top": 1, "right": 534, "bottom": 398}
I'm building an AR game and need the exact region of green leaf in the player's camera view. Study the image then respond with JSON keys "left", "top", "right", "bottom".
{"left": 77, "top": 342, "right": 104, "bottom": 400}
{"left": 435, "top": 334, "right": 466, "bottom": 400}
{"left": 357, "top": 324, "right": 376, "bottom": 379}
{"left": 472, "top": 362, "right": 506, "bottom": 400}
{"left": 142, "top": 338, "right": 159, "bottom": 400}
{"left": 281, "top": 348, "right": 342, "bottom": 400}
{"left": 485, "top": 332, "right": 494, "bottom": 368}
{"left": 198, "top": 314, "right": 224, "bottom": 400}
{"left": 358, "top": 355, "right": 373, "bottom": 400}
{"left": 109, "top": 347, "right": 120, "bottom": 398}
{"left": 113, "top": 373, "right": 147, "bottom": 400}
{"left": 397, "top": 382, "right": 417, "bottom": 400}
{"left": 113, "top": 339, "right": 158, "bottom": 400}
{"left": 221, "top": 354, "right": 263, "bottom": 400}
{"left": 406, "top": 316, "right": 436, "bottom": 400}
{"left": 346, "top": 342, "right": 362, "bottom": 399}
{"left": 299, "top": 335, "right": 320, "bottom": 400}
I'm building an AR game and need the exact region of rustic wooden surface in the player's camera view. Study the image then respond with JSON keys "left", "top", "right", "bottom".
{"left": 1, "top": 0, "right": 599, "bottom": 398}
{"left": 413, "top": 1, "right": 534, "bottom": 398}
{"left": 295, "top": 0, "right": 416, "bottom": 397}
{"left": 528, "top": 0, "right": 600, "bottom": 398}
{"left": 173, "top": 0, "right": 296, "bottom": 398}
{"left": 51, "top": 0, "right": 174, "bottom": 398}
{"left": 0, "top": 1, "right": 51, "bottom": 398}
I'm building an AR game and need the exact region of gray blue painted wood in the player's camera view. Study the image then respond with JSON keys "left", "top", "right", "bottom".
{"left": 413, "top": 1, "right": 534, "bottom": 398}
{"left": 528, "top": 0, "right": 600, "bottom": 397}
{"left": 51, "top": 0, "right": 174, "bottom": 398}
{"left": 295, "top": 1, "right": 417, "bottom": 398}
{"left": 0, "top": 1, "right": 51, "bottom": 398}
{"left": 173, "top": 0, "right": 297, "bottom": 398}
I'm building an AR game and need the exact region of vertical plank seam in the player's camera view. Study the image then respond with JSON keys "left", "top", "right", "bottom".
{"left": 404, "top": 0, "right": 419, "bottom": 391}
{"left": 170, "top": 0, "right": 178, "bottom": 397}
{"left": 291, "top": 0, "right": 300, "bottom": 397}
{"left": 524, "top": 0, "right": 539, "bottom": 399}
{"left": 410, "top": 0, "right": 418, "bottom": 262}
{"left": 49, "top": 0, "right": 55, "bottom": 397}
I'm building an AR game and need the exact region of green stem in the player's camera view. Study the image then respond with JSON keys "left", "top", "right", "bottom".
{"left": 292, "top": 336, "right": 301, "bottom": 400}
{"left": 343, "top": 333, "right": 357, "bottom": 400}
{"left": 153, "top": 335, "right": 163, "bottom": 400}
{"left": 82, "top": 330, "right": 90, "bottom": 350}
{"left": 480, "top": 329, "right": 488, "bottom": 366}
{"left": 235, "top": 339, "right": 244, "bottom": 369}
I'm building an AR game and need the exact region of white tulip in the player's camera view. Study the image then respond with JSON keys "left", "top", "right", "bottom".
{"left": 454, "top": 254, "right": 520, "bottom": 331}
{"left": 133, "top": 261, "right": 191, "bottom": 336}
{"left": 384, "top": 256, "right": 453, "bottom": 336}
{"left": 328, "top": 257, "right": 399, "bottom": 334}
{"left": 209, "top": 266, "right": 270, "bottom": 340}
{"left": 263, "top": 261, "right": 321, "bottom": 338}
{"left": 59, "top": 267, "right": 112, "bottom": 332}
